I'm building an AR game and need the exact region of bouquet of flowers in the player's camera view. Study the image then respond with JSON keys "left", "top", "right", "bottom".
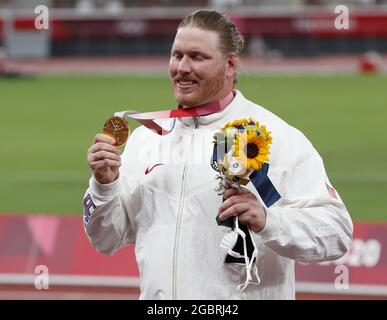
{"left": 211, "top": 118, "right": 273, "bottom": 292}
{"left": 212, "top": 118, "right": 272, "bottom": 194}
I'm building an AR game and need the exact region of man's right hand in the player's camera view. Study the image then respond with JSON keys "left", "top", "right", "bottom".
{"left": 87, "top": 134, "right": 121, "bottom": 184}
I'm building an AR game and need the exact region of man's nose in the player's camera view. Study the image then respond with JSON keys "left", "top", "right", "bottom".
{"left": 177, "top": 56, "right": 192, "bottom": 74}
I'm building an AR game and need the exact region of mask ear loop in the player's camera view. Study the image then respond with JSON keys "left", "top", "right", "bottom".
{"left": 234, "top": 217, "right": 248, "bottom": 260}
{"left": 234, "top": 217, "right": 261, "bottom": 292}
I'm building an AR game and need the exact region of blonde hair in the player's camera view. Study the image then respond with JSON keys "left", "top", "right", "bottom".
{"left": 178, "top": 9, "right": 245, "bottom": 58}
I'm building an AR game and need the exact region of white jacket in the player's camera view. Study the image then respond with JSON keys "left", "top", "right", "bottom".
{"left": 83, "top": 90, "right": 353, "bottom": 300}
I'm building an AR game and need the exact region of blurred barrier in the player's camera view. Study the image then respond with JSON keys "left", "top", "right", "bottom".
{"left": 0, "top": 214, "right": 386, "bottom": 299}
{"left": 0, "top": 215, "right": 138, "bottom": 277}
{"left": 1, "top": 8, "right": 387, "bottom": 57}
{"left": 296, "top": 222, "right": 387, "bottom": 297}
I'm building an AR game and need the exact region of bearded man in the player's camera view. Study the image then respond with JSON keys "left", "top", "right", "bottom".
{"left": 83, "top": 10, "right": 353, "bottom": 300}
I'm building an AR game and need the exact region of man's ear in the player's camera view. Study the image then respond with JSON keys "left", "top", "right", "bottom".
{"left": 226, "top": 54, "right": 238, "bottom": 78}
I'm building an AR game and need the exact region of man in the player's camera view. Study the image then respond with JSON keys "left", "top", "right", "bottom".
{"left": 84, "top": 10, "right": 353, "bottom": 299}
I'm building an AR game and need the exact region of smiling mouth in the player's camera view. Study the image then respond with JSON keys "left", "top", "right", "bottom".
{"left": 176, "top": 79, "right": 198, "bottom": 89}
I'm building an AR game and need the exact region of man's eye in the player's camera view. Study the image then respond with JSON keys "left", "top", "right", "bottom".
{"left": 193, "top": 55, "right": 204, "bottom": 61}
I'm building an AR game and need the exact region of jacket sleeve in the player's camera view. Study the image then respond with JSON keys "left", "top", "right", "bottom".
{"left": 82, "top": 128, "right": 143, "bottom": 255}
{"left": 257, "top": 129, "right": 353, "bottom": 263}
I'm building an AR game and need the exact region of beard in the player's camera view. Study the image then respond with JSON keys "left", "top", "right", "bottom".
{"left": 173, "top": 68, "right": 226, "bottom": 107}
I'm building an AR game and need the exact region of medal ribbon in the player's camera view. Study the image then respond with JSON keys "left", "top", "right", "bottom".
{"left": 115, "top": 91, "right": 235, "bottom": 135}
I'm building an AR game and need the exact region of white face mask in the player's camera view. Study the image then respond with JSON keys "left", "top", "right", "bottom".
{"left": 219, "top": 217, "right": 260, "bottom": 292}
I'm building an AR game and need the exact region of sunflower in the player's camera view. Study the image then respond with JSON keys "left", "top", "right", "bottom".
{"left": 233, "top": 130, "right": 272, "bottom": 171}
{"left": 222, "top": 119, "right": 249, "bottom": 130}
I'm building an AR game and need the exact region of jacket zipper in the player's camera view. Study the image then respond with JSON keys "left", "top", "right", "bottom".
{"left": 172, "top": 117, "right": 198, "bottom": 299}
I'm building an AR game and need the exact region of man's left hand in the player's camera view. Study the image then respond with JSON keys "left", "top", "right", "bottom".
{"left": 218, "top": 186, "right": 266, "bottom": 233}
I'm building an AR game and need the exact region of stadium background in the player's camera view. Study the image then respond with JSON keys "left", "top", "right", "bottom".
{"left": 0, "top": 0, "right": 386, "bottom": 299}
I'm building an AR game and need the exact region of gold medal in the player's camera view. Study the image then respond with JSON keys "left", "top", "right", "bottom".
{"left": 103, "top": 116, "right": 130, "bottom": 146}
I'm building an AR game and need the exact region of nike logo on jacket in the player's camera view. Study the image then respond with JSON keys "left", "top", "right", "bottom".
{"left": 145, "top": 164, "right": 163, "bottom": 175}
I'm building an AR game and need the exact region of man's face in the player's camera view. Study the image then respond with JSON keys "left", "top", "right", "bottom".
{"left": 169, "top": 27, "right": 235, "bottom": 107}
